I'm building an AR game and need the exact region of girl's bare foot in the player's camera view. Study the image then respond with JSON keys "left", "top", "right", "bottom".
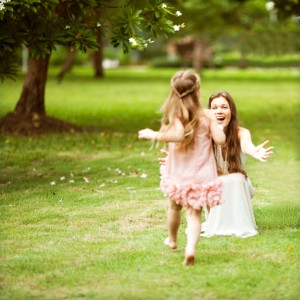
{"left": 163, "top": 237, "right": 177, "bottom": 249}
{"left": 183, "top": 247, "right": 195, "bottom": 265}
{"left": 183, "top": 254, "right": 195, "bottom": 266}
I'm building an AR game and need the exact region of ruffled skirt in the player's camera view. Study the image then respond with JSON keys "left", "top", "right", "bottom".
{"left": 160, "top": 177, "right": 223, "bottom": 210}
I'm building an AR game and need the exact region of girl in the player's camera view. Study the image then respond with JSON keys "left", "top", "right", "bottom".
{"left": 138, "top": 70, "right": 226, "bottom": 265}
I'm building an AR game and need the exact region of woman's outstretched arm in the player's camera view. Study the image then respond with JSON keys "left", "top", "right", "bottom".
{"left": 239, "top": 128, "right": 273, "bottom": 162}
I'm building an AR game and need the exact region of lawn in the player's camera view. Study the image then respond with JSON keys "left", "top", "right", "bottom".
{"left": 0, "top": 66, "right": 299, "bottom": 300}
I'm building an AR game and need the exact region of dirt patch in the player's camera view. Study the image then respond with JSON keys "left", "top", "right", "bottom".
{"left": 0, "top": 112, "right": 84, "bottom": 136}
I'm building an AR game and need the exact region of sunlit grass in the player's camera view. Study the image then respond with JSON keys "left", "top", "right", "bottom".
{"left": 0, "top": 67, "right": 299, "bottom": 300}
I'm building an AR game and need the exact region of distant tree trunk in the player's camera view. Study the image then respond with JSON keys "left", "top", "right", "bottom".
{"left": 15, "top": 54, "right": 50, "bottom": 116}
{"left": 57, "top": 50, "right": 77, "bottom": 82}
{"left": 92, "top": 35, "right": 104, "bottom": 78}
{"left": 193, "top": 39, "right": 204, "bottom": 73}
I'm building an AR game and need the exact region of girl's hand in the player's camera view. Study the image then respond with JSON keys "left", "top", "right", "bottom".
{"left": 252, "top": 140, "right": 274, "bottom": 162}
{"left": 138, "top": 128, "right": 157, "bottom": 140}
{"left": 158, "top": 149, "right": 169, "bottom": 165}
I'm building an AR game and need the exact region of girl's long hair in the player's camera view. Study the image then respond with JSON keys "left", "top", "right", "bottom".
{"left": 160, "top": 70, "right": 202, "bottom": 150}
{"left": 208, "top": 91, "right": 247, "bottom": 176}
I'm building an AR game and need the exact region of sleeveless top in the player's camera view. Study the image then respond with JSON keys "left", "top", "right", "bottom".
{"left": 214, "top": 145, "right": 247, "bottom": 175}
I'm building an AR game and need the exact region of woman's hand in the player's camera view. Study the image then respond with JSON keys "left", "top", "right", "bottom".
{"left": 251, "top": 140, "right": 273, "bottom": 162}
{"left": 138, "top": 128, "right": 157, "bottom": 140}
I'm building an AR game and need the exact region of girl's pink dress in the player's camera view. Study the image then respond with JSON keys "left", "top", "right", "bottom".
{"left": 160, "top": 116, "right": 222, "bottom": 210}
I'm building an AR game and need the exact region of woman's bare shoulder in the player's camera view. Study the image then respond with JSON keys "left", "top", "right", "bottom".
{"left": 238, "top": 127, "right": 251, "bottom": 138}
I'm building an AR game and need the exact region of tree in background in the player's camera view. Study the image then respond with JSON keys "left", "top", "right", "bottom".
{"left": 172, "top": 0, "right": 299, "bottom": 70}
{"left": 0, "top": 0, "right": 181, "bottom": 134}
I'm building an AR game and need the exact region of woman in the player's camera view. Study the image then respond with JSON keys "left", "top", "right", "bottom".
{"left": 201, "top": 91, "right": 273, "bottom": 238}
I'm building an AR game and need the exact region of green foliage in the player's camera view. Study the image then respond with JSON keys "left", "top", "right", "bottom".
{"left": 150, "top": 55, "right": 183, "bottom": 68}
{"left": 0, "top": 50, "right": 18, "bottom": 82}
{"left": 0, "top": 0, "right": 181, "bottom": 80}
{"left": 179, "top": 0, "right": 300, "bottom": 56}
{"left": 274, "top": 0, "right": 300, "bottom": 19}
{"left": 212, "top": 53, "right": 300, "bottom": 68}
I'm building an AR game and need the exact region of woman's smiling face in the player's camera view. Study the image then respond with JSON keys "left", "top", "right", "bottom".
{"left": 210, "top": 96, "right": 232, "bottom": 129}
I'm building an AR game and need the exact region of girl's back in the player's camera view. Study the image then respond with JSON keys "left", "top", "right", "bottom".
{"left": 160, "top": 115, "right": 221, "bottom": 210}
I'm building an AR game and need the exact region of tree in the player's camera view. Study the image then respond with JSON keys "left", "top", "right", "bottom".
{"left": 0, "top": 0, "right": 181, "bottom": 135}
{"left": 172, "top": 0, "right": 299, "bottom": 70}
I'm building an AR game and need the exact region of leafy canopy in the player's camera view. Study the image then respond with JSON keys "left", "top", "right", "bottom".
{"left": 0, "top": 0, "right": 183, "bottom": 80}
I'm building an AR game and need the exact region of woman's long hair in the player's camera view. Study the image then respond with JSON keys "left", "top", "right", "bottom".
{"left": 160, "top": 70, "right": 202, "bottom": 150}
{"left": 208, "top": 91, "right": 247, "bottom": 176}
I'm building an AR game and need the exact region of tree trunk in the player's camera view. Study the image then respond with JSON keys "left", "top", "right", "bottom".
{"left": 92, "top": 35, "right": 104, "bottom": 78}
{"left": 57, "top": 50, "right": 77, "bottom": 82}
{"left": 0, "top": 52, "right": 83, "bottom": 135}
{"left": 193, "top": 39, "right": 204, "bottom": 73}
{"left": 15, "top": 54, "right": 50, "bottom": 116}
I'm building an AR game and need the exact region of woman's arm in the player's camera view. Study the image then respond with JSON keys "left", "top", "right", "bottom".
{"left": 239, "top": 128, "right": 273, "bottom": 162}
{"left": 138, "top": 118, "right": 185, "bottom": 142}
{"left": 204, "top": 109, "right": 226, "bottom": 146}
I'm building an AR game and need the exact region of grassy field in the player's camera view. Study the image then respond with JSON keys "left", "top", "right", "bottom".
{"left": 0, "top": 67, "right": 299, "bottom": 300}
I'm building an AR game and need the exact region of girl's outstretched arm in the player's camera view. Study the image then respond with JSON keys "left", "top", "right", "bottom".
{"left": 138, "top": 118, "right": 185, "bottom": 142}
{"left": 239, "top": 128, "right": 274, "bottom": 162}
{"left": 204, "top": 109, "right": 226, "bottom": 146}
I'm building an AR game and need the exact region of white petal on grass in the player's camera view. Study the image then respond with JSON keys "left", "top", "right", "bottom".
{"left": 99, "top": 183, "right": 106, "bottom": 188}
{"left": 69, "top": 180, "right": 75, "bottom": 183}
{"left": 115, "top": 168, "right": 122, "bottom": 174}
{"left": 82, "top": 167, "right": 91, "bottom": 173}
{"left": 83, "top": 177, "right": 89, "bottom": 183}
{"left": 176, "top": 11, "right": 182, "bottom": 16}
{"left": 50, "top": 181, "right": 56, "bottom": 186}
{"left": 107, "top": 179, "right": 118, "bottom": 184}
{"left": 60, "top": 176, "right": 65, "bottom": 181}
{"left": 94, "top": 189, "right": 104, "bottom": 194}
{"left": 140, "top": 173, "right": 148, "bottom": 178}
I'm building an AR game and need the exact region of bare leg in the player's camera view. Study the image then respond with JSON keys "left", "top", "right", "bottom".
{"left": 183, "top": 207, "right": 202, "bottom": 265}
{"left": 164, "top": 199, "right": 182, "bottom": 250}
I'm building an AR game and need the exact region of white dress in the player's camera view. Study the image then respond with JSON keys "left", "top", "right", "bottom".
{"left": 201, "top": 146, "right": 258, "bottom": 238}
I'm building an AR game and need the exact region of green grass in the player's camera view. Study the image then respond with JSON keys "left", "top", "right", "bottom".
{"left": 0, "top": 67, "right": 299, "bottom": 300}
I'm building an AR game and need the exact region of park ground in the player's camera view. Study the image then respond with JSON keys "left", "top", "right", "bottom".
{"left": 0, "top": 67, "right": 299, "bottom": 300}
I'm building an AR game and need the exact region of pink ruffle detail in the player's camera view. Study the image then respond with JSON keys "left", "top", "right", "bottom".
{"left": 160, "top": 177, "right": 223, "bottom": 210}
